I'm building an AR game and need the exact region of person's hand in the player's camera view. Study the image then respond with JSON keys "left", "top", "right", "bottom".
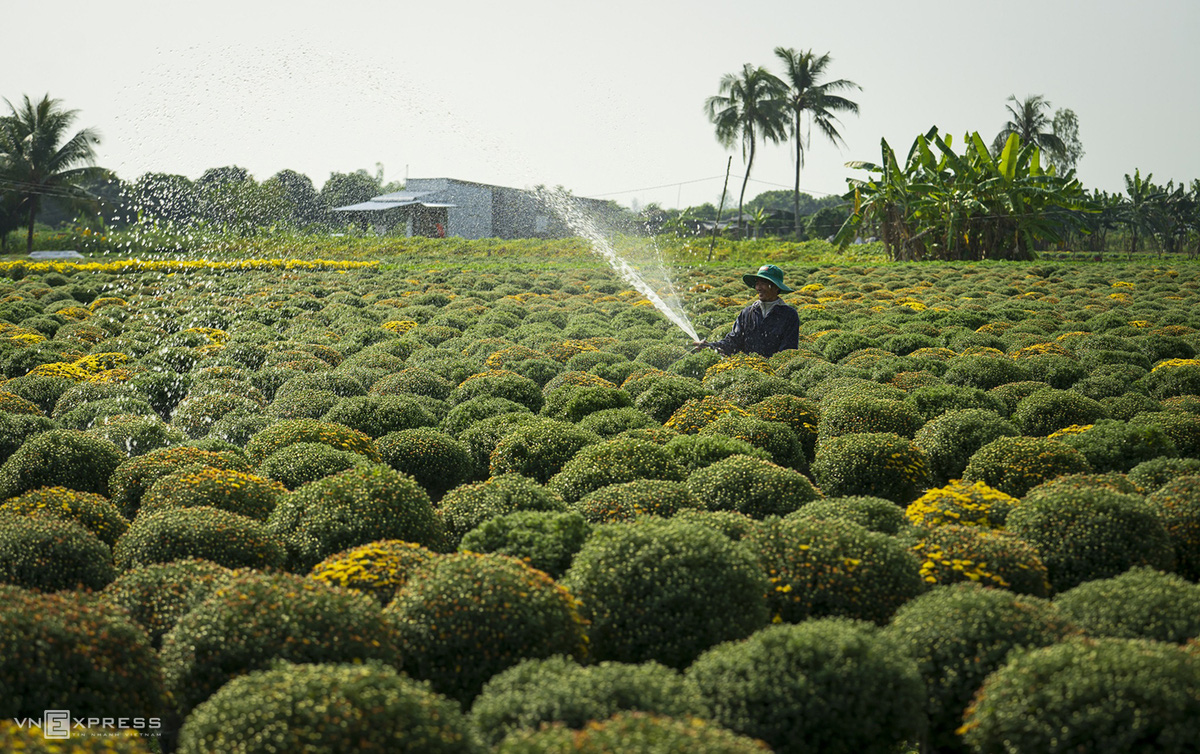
{"left": 692, "top": 340, "right": 709, "bottom": 352}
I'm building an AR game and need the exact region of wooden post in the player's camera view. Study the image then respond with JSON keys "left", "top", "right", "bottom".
{"left": 708, "top": 156, "right": 732, "bottom": 262}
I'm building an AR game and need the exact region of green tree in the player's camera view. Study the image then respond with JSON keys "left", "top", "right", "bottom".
{"left": 0, "top": 94, "right": 105, "bottom": 252}
{"left": 773, "top": 47, "right": 861, "bottom": 238}
{"left": 992, "top": 95, "right": 1066, "bottom": 157}
{"left": 704, "top": 64, "right": 788, "bottom": 239}
{"left": 129, "top": 172, "right": 198, "bottom": 224}
{"left": 267, "top": 169, "right": 323, "bottom": 226}
{"left": 1050, "top": 108, "right": 1084, "bottom": 172}
{"left": 319, "top": 170, "right": 383, "bottom": 213}
{"left": 1122, "top": 169, "right": 1166, "bottom": 255}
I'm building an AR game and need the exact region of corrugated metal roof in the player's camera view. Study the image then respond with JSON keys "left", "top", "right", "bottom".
{"left": 332, "top": 200, "right": 419, "bottom": 211}
{"left": 373, "top": 190, "right": 433, "bottom": 201}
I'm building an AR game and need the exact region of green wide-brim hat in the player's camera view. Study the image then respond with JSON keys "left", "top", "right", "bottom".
{"left": 742, "top": 264, "right": 793, "bottom": 293}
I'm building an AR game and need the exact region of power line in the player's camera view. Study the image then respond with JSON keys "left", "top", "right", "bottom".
{"left": 589, "top": 173, "right": 844, "bottom": 200}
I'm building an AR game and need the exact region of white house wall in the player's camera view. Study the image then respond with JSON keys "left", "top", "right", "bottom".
{"left": 405, "top": 178, "right": 493, "bottom": 239}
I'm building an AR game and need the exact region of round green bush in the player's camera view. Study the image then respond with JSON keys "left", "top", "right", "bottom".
{"left": 1019, "top": 354, "right": 1085, "bottom": 389}
{"left": 1023, "top": 471, "right": 1141, "bottom": 500}
{"left": 1102, "top": 391, "right": 1162, "bottom": 421}
{"left": 171, "top": 394, "right": 263, "bottom": 439}
{"left": 51, "top": 381, "right": 141, "bottom": 420}
{"left": 321, "top": 394, "right": 438, "bottom": 438}
{"left": 790, "top": 495, "right": 909, "bottom": 535}
{"left": 494, "top": 711, "right": 767, "bottom": 754}
{"left": 438, "top": 473, "right": 568, "bottom": 549}
{"left": 449, "top": 370, "right": 544, "bottom": 413}
{"left": 903, "top": 383, "right": 1007, "bottom": 422}
{"left": 811, "top": 432, "right": 932, "bottom": 504}
{"left": 459, "top": 510, "right": 590, "bottom": 579}
{"left": 943, "top": 355, "right": 1027, "bottom": 390}
{"left": 1128, "top": 456, "right": 1200, "bottom": 492}
{"left": 662, "top": 433, "right": 772, "bottom": 475}
{"left": 1053, "top": 417, "right": 1178, "bottom": 473}
{"left": 686, "top": 618, "right": 924, "bottom": 754}
{"left": 57, "top": 396, "right": 158, "bottom": 433}
{"left": 1006, "top": 488, "right": 1174, "bottom": 592}
{"left": 273, "top": 371, "right": 366, "bottom": 400}
{"left": 540, "top": 384, "right": 632, "bottom": 423}
{"left": 746, "top": 394, "right": 819, "bottom": 459}
{"left": 245, "top": 418, "right": 380, "bottom": 466}
{"left": 1129, "top": 410, "right": 1200, "bottom": 458}
{"left": 139, "top": 465, "right": 285, "bottom": 521}
{"left": 108, "top": 445, "right": 252, "bottom": 519}
{"left": 908, "top": 524, "right": 1051, "bottom": 597}
{"left": 0, "top": 485, "right": 128, "bottom": 547}
{"left": 265, "top": 387, "right": 341, "bottom": 420}
{"left": 699, "top": 413, "right": 806, "bottom": 470}
{"left": 671, "top": 509, "right": 757, "bottom": 541}
{"left": 548, "top": 437, "right": 686, "bottom": 504}
{"left": 1054, "top": 566, "right": 1200, "bottom": 643}
{"left": 686, "top": 455, "right": 819, "bottom": 519}
{"left": 959, "top": 638, "right": 1200, "bottom": 754}
{"left": 489, "top": 419, "right": 600, "bottom": 484}
{"left": 440, "top": 395, "right": 534, "bottom": 437}
{"left": 0, "top": 586, "right": 164, "bottom": 720}
{"left": 574, "top": 478, "right": 699, "bottom": 524}
{"left": 178, "top": 661, "right": 480, "bottom": 754}
{"left": 1011, "top": 388, "right": 1108, "bottom": 436}
{"left": 962, "top": 436, "right": 1092, "bottom": 498}
{"left": 749, "top": 516, "right": 924, "bottom": 625}
{"left": 1142, "top": 363, "right": 1200, "bottom": 399}
{"left": 1, "top": 373, "right": 72, "bottom": 414}
{"left": 575, "top": 406, "right": 657, "bottom": 437}
{"left": 88, "top": 413, "right": 186, "bottom": 457}
{"left": 1146, "top": 475, "right": 1200, "bottom": 581}
{"left": 256, "top": 441, "right": 372, "bottom": 490}
{"left": 818, "top": 396, "right": 924, "bottom": 442}
{"left": 160, "top": 570, "right": 405, "bottom": 719}
{"left": 718, "top": 372, "right": 805, "bottom": 408}
{"left": 0, "top": 513, "right": 115, "bottom": 591}
{"left": 114, "top": 506, "right": 285, "bottom": 571}
{"left": 370, "top": 366, "right": 456, "bottom": 400}
{"left": 307, "top": 539, "right": 441, "bottom": 606}
{"left": 564, "top": 516, "right": 768, "bottom": 667}
{"left": 101, "top": 558, "right": 233, "bottom": 649}
{"left": 0, "top": 412, "right": 56, "bottom": 465}
{"left": 0, "top": 428, "right": 125, "bottom": 499}
{"left": 986, "top": 380, "right": 1051, "bottom": 416}
{"left": 386, "top": 552, "right": 588, "bottom": 705}
{"left": 631, "top": 376, "right": 710, "bottom": 425}
{"left": 469, "top": 656, "right": 703, "bottom": 747}
{"left": 883, "top": 583, "right": 1079, "bottom": 754}
{"left": 563, "top": 517, "right": 769, "bottom": 668}
{"left": 267, "top": 465, "right": 444, "bottom": 571}
{"left": 376, "top": 428, "right": 475, "bottom": 501}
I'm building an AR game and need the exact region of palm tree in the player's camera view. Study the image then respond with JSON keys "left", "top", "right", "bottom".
{"left": 705, "top": 64, "right": 788, "bottom": 239}
{"left": 992, "top": 94, "right": 1065, "bottom": 157}
{"left": 773, "top": 47, "right": 861, "bottom": 238}
{"left": 0, "top": 94, "right": 104, "bottom": 253}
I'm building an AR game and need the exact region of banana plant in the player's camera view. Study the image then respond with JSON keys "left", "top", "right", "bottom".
{"left": 836, "top": 127, "right": 1090, "bottom": 261}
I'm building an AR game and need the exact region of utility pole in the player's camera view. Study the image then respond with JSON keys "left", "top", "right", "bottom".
{"left": 708, "top": 156, "right": 733, "bottom": 262}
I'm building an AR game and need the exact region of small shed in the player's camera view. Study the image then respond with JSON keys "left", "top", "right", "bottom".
{"left": 332, "top": 178, "right": 581, "bottom": 240}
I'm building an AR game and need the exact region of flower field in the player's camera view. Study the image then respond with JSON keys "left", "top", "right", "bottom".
{"left": 1, "top": 251, "right": 1199, "bottom": 752}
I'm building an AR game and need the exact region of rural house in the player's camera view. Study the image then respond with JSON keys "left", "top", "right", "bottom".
{"left": 332, "top": 177, "right": 608, "bottom": 240}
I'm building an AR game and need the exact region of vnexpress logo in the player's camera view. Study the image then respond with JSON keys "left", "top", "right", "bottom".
{"left": 11, "top": 711, "right": 162, "bottom": 740}
{"left": 43, "top": 710, "right": 71, "bottom": 739}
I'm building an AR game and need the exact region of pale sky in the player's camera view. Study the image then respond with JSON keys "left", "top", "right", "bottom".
{"left": 5, "top": 0, "right": 1198, "bottom": 210}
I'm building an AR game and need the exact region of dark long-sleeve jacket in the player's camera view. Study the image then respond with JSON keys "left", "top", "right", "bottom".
{"left": 712, "top": 300, "right": 800, "bottom": 357}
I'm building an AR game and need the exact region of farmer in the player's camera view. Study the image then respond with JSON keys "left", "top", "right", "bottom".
{"left": 693, "top": 264, "right": 800, "bottom": 357}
